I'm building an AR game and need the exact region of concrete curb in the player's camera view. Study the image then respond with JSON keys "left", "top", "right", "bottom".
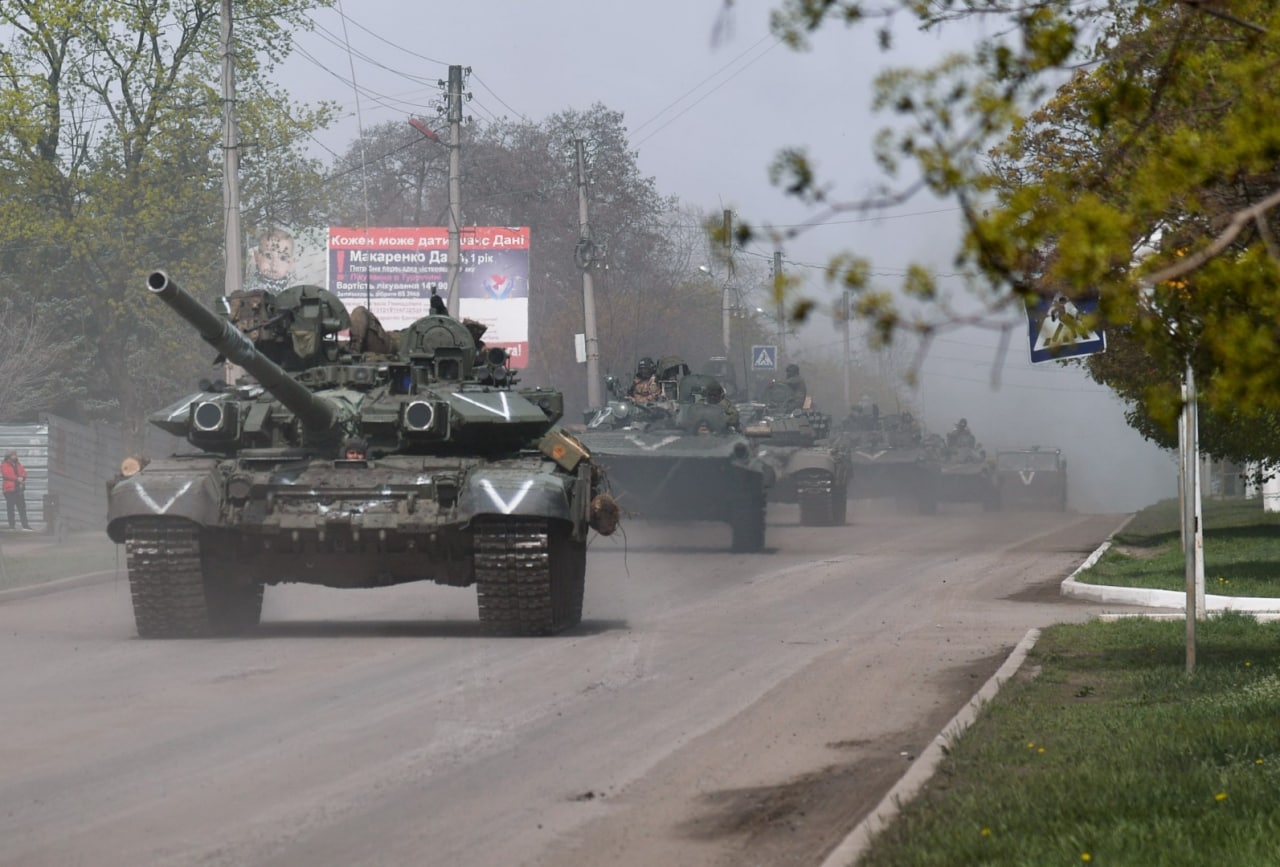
{"left": 0, "top": 569, "right": 120, "bottom": 603}
{"left": 819, "top": 627, "right": 1043, "bottom": 867}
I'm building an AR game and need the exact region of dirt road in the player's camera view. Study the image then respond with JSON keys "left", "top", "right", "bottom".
{"left": 0, "top": 505, "right": 1124, "bottom": 866}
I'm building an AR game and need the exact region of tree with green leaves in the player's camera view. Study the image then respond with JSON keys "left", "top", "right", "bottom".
{"left": 745, "top": 0, "right": 1280, "bottom": 454}
{"left": 0, "top": 0, "right": 333, "bottom": 437}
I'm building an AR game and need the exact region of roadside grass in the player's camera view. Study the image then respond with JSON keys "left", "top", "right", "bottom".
{"left": 0, "top": 533, "right": 122, "bottom": 591}
{"left": 857, "top": 612, "right": 1280, "bottom": 867}
{"left": 1076, "top": 496, "right": 1280, "bottom": 596}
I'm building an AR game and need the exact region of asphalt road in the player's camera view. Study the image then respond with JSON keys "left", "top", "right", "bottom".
{"left": 0, "top": 503, "right": 1125, "bottom": 867}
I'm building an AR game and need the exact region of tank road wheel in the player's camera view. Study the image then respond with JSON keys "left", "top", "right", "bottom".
{"left": 475, "top": 517, "right": 585, "bottom": 636}
{"left": 124, "top": 517, "right": 260, "bottom": 638}
{"left": 730, "top": 478, "right": 766, "bottom": 552}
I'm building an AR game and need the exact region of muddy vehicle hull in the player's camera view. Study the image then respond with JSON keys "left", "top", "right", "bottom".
{"left": 936, "top": 460, "right": 1000, "bottom": 511}
{"left": 107, "top": 450, "right": 594, "bottom": 637}
{"left": 845, "top": 449, "right": 940, "bottom": 514}
{"left": 996, "top": 449, "right": 1068, "bottom": 511}
{"left": 757, "top": 444, "right": 849, "bottom": 526}
{"left": 577, "top": 430, "right": 767, "bottom": 551}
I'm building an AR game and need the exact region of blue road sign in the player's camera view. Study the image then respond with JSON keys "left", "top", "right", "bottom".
{"left": 751, "top": 345, "right": 778, "bottom": 370}
{"left": 1028, "top": 294, "right": 1105, "bottom": 363}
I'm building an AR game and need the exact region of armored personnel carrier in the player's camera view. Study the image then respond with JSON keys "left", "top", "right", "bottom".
{"left": 741, "top": 382, "right": 850, "bottom": 526}
{"left": 836, "top": 407, "right": 940, "bottom": 513}
{"left": 106, "top": 271, "right": 616, "bottom": 638}
{"left": 934, "top": 421, "right": 1000, "bottom": 510}
{"left": 995, "top": 446, "right": 1067, "bottom": 511}
{"left": 579, "top": 366, "right": 768, "bottom": 551}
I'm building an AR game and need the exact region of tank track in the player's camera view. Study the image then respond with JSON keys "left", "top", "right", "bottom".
{"left": 124, "top": 517, "right": 213, "bottom": 638}
{"left": 729, "top": 478, "right": 766, "bottom": 552}
{"left": 797, "top": 473, "right": 843, "bottom": 527}
{"left": 474, "top": 517, "right": 584, "bottom": 636}
{"left": 124, "top": 517, "right": 263, "bottom": 638}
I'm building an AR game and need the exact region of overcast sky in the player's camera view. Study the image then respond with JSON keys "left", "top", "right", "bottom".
{"left": 279, "top": 0, "right": 1179, "bottom": 511}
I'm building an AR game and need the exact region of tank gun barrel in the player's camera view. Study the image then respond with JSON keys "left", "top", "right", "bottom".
{"left": 146, "top": 270, "right": 339, "bottom": 434}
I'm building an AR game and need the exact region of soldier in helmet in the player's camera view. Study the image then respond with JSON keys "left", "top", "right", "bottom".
{"left": 781, "top": 363, "right": 807, "bottom": 411}
{"left": 628, "top": 356, "right": 661, "bottom": 403}
{"left": 703, "top": 380, "right": 740, "bottom": 432}
{"left": 947, "top": 417, "right": 976, "bottom": 449}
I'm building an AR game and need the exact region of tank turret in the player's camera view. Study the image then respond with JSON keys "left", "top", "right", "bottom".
{"left": 146, "top": 270, "right": 342, "bottom": 439}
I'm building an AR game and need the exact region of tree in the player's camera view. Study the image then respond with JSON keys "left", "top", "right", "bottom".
{"left": 743, "top": 1, "right": 1280, "bottom": 450}
{"left": 0, "top": 292, "right": 78, "bottom": 422}
{"left": 0, "top": 0, "right": 334, "bottom": 438}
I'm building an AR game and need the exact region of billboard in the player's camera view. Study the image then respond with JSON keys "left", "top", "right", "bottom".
{"left": 327, "top": 226, "right": 531, "bottom": 368}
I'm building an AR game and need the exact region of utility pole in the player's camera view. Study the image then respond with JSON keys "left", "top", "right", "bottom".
{"left": 842, "top": 289, "right": 852, "bottom": 408}
{"left": 575, "top": 140, "right": 602, "bottom": 409}
{"left": 1181, "top": 359, "right": 1206, "bottom": 673}
{"left": 220, "top": 0, "right": 242, "bottom": 297}
{"left": 773, "top": 251, "right": 787, "bottom": 358}
{"left": 721, "top": 209, "right": 733, "bottom": 357}
{"left": 444, "top": 65, "right": 465, "bottom": 317}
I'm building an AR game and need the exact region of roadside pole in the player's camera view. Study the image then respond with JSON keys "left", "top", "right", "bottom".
{"left": 575, "top": 140, "right": 602, "bottom": 410}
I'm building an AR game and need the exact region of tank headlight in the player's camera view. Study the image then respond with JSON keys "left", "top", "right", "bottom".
{"left": 733, "top": 442, "right": 750, "bottom": 460}
{"left": 403, "top": 400, "right": 436, "bottom": 432}
{"left": 193, "top": 401, "right": 225, "bottom": 432}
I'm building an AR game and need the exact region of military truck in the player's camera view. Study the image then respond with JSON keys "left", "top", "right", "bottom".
{"left": 836, "top": 407, "right": 940, "bottom": 513}
{"left": 995, "top": 446, "right": 1068, "bottom": 511}
{"left": 741, "top": 382, "right": 850, "bottom": 526}
{"left": 579, "top": 366, "right": 769, "bottom": 551}
{"left": 106, "top": 271, "right": 617, "bottom": 638}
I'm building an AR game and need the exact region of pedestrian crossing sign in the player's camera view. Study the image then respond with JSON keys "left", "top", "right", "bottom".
{"left": 751, "top": 345, "right": 778, "bottom": 370}
{"left": 1028, "top": 293, "right": 1105, "bottom": 363}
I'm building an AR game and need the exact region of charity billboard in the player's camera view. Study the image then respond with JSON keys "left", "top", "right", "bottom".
{"left": 327, "top": 226, "right": 531, "bottom": 368}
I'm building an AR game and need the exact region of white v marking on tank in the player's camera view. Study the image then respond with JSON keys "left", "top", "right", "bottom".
{"left": 130, "top": 479, "right": 195, "bottom": 514}
{"left": 453, "top": 392, "right": 512, "bottom": 420}
{"left": 625, "top": 435, "right": 681, "bottom": 451}
{"left": 480, "top": 479, "right": 534, "bottom": 514}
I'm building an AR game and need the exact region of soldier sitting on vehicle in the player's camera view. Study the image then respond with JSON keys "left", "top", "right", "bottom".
{"left": 947, "top": 417, "right": 977, "bottom": 449}
{"left": 628, "top": 357, "right": 662, "bottom": 403}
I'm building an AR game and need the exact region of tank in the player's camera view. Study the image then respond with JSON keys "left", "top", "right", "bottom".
{"left": 835, "top": 408, "right": 940, "bottom": 513}
{"left": 578, "top": 368, "right": 769, "bottom": 551}
{"left": 106, "top": 271, "right": 618, "bottom": 638}
{"left": 740, "top": 382, "right": 850, "bottom": 526}
{"left": 994, "top": 446, "right": 1068, "bottom": 511}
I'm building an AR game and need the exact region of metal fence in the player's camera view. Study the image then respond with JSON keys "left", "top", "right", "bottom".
{"left": 0, "top": 416, "right": 184, "bottom": 533}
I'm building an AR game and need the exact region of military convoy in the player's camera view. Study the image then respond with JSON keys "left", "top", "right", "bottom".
{"left": 579, "top": 363, "right": 769, "bottom": 551}
{"left": 741, "top": 381, "right": 850, "bottom": 527}
{"left": 994, "top": 446, "right": 1068, "bottom": 511}
{"left": 106, "top": 272, "right": 617, "bottom": 638}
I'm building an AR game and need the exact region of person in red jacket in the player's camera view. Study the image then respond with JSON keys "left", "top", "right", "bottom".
{"left": 2, "top": 450, "right": 32, "bottom": 530}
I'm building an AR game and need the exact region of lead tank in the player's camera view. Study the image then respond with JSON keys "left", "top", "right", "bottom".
{"left": 106, "top": 271, "right": 617, "bottom": 638}
{"left": 578, "top": 369, "right": 768, "bottom": 551}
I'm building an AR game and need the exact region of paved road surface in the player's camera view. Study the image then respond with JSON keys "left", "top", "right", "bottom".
{"left": 0, "top": 504, "right": 1124, "bottom": 867}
